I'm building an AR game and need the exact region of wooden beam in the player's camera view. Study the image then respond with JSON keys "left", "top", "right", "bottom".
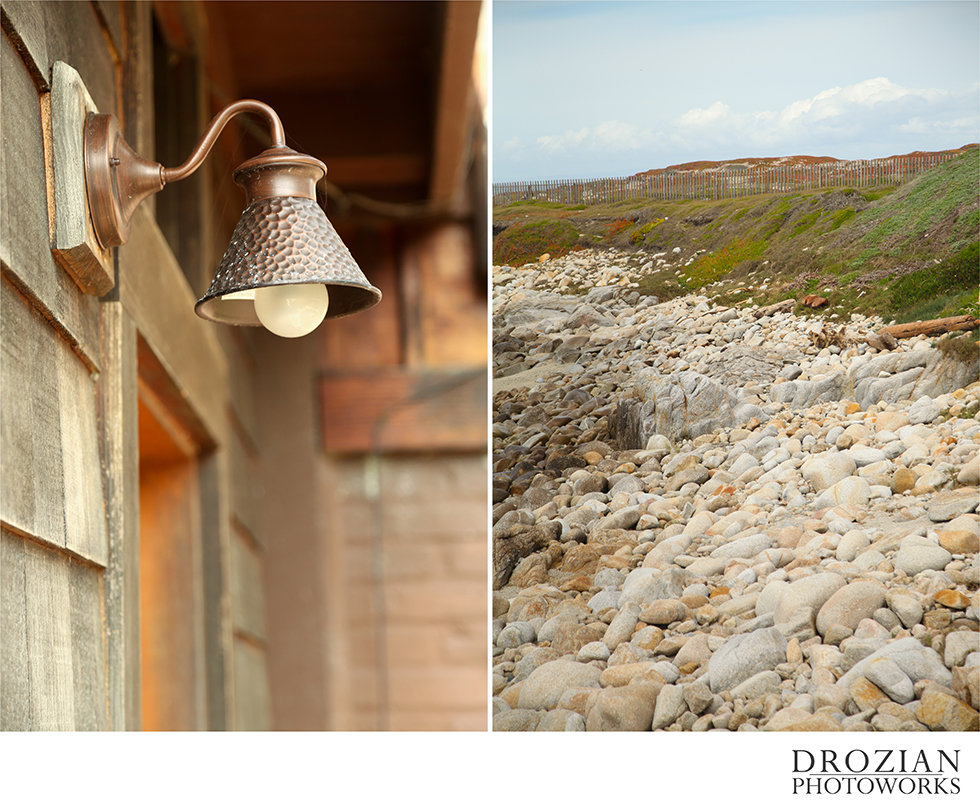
{"left": 98, "top": 302, "right": 142, "bottom": 730}
{"left": 429, "top": 1, "right": 482, "bottom": 204}
{"left": 320, "top": 367, "right": 487, "bottom": 454}
{"left": 327, "top": 153, "right": 429, "bottom": 189}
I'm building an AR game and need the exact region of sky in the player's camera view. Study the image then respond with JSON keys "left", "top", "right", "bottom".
{"left": 491, "top": 0, "right": 980, "bottom": 182}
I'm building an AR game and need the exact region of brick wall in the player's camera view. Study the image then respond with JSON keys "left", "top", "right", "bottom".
{"left": 322, "top": 454, "right": 487, "bottom": 731}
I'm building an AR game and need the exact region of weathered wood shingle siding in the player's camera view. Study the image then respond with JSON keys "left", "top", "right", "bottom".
{"left": 1, "top": 1, "right": 120, "bottom": 731}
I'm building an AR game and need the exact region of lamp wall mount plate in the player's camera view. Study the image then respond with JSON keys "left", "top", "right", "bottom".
{"left": 83, "top": 97, "right": 381, "bottom": 335}
{"left": 50, "top": 61, "right": 114, "bottom": 296}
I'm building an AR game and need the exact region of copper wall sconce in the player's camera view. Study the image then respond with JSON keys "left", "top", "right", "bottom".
{"left": 84, "top": 100, "right": 381, "bottom": 337}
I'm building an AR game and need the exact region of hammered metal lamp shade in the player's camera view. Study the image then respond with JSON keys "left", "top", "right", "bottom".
{"left": 82, "top": 99, "right": 380, "bottom": 335}
{"left": 194, "top": 146, "right": 382, "bottom": 327}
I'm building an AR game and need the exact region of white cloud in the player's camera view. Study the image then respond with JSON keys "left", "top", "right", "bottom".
{"left": 536, "top": 127, "right": 589, "bottom": 152}
{"left": 677, "top": 101, "right": 732, "bottom": 128}
{"left": 673, "top": 78, "right": 978, "bottom": 155}
{"left": 518, "top": 77, "right": 977, "bottom": 179}
{"left": 534, "top": 120, "right": 664, "bottom": 156}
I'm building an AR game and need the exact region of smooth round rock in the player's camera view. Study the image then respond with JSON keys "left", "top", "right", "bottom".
{"left": 816, "top": 581, "right": 886, "bottom": 637}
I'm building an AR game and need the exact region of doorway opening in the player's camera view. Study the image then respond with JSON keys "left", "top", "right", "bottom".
{"left": 136, "top": 336, "right": 222, "bottom": 730}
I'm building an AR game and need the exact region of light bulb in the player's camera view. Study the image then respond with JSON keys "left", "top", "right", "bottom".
{"left": 254, "top": 284, "right": 329, "bottom": 338}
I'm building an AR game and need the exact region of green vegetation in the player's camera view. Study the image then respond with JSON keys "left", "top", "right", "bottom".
{"left": 888, "top": 243, "right": 979, "bottom": 322}
{"left": 493, "top": 146, "right": 980, "bottom": 322}
{"left": 683, "top": 238, "right": 767, "bottom": 288}
{"left": 492, "top": 220, "right": 580, "bottom": 267}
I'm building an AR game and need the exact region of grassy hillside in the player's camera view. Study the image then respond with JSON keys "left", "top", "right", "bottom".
{"left": 493, "top": 146, "right": 979, "bottom": 325}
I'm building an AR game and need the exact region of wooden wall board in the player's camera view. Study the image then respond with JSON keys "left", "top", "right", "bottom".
{"left": 228, "top": 422, "right": 259, "bottom": 546}
{"left": 0, "top": 529, "right": 106, "bottom": 731}
{"left": 120, "top": 206, "right": 228, "bottom": 445}
{"left": 0, "top": 0, "right": 52, "bottom": 90}
{"left": 23, "top": 537, "right": 75, "bottom": 730}
{"left": 320, "top": 223, "right": 402, "bottom": 370}
{"left": 0, "top": 528, "right": 30, "bottom": 730}
{"left": 229, "top": 526, "right": 266, "bottom": 643}
{"left": 198, "top": 451, "right": 231, "bottom": 731}
{"left": 218, "top": 329, "right": 260, "bottom": 460}
{"left": 232, "top": 637, "right": 271, "bottom": 731}
{"left": 1, "top": 0, "right": 117, "bottom": 115}
{"left": 254, "top": 332, "right": 331, "bottom": 730}
{"left": 0, "top": 533, "right": 106, "bottom": 731}
{"left": 1, "top": 278, "right": 108, "bottom": 565}
{"left": 0, "top": 34, "right": 101, "bottom": 370}
{"left": 97, "top": 301, "right": 141, "bottom": 730}
{"left": 120, "top": 0, "right": 154, "bottom": 190}
{"left": 68, "top": 559, "right": 107, "bottom": 731}
{"left": 93, "top": 0, "right": 122, "bottom": 62}
{"left": 57, "top": 324, "right": 109, "bottom": 566}
{"left": 319, "top": 366, "right": 487, "bottom": 453}
{"left": 405, "top": 222, "right": 488, "bottom": 368}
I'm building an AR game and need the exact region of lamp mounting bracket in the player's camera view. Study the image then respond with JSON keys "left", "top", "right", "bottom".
{"left": 84, "top": 100, "right": 287, "bottom": 249}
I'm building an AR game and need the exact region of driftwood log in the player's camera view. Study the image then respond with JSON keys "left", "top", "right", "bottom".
{"left": 752, "top": 299, "right": 795, "bottom": 319}
{"left": 881, "top": 315, "right": 979, "bottom": 340}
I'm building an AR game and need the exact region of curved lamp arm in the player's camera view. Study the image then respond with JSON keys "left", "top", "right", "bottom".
{"left": 84, "top": 99, "right": 287, "bottom": 249}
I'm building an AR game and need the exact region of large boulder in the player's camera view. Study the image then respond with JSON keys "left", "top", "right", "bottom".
{"left": 848, "top": 349, "right": 979, "bottom": 410}
{"left": 615, "top": 369, "right": 765, "bottom": 447}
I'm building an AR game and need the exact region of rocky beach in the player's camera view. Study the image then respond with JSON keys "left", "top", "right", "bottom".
{"left": 491, "top": 246, "right": 980, "bottom": 732}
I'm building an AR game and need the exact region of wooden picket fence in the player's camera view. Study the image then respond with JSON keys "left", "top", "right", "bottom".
{"left": 492, "top": 151, "right": 963, "bottom": 207}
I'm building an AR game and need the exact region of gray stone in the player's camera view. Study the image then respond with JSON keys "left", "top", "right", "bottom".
{"left": 886, "top": 591, "right": 925, "bottom": 629}
{"left": 801, "top": 451, "right": 857, "bottom": 491}
{"left": 593, "top": 505, "right": 644, "bottom": 531}
{"left": 534, "top": 709, "right": 586, "bottom": 732}
{"left": 927, "top": 489, "right": 980, "bottom": 522}
{"left": 773, "top": 572, "right": 846, "bottom": 625}
{"left": 816, "top": 581, "right": 887, "bottom": 637}
{"left": 588, "top": 590, "right": 622, "bottom": 613}
{"left": 771, "top": 373, "right": 845, "bottom": 410}
{"left": 585, "top": 681, "right": 663, "bottom": 731}
{"left": 603, "top": 602, "right": 642, "bottom": 652}
{"left": 518, "top": 660, "right": 603, "bottom": 710}
{"left": 682, "top": 680, "right": 714, "bottom": 715}
{"left": 894, "top": 536, "right": 952, "bottom": 576}
{"left": 619, "top": 567, "right": 691, "bottom": 606}
{"left": 812, "top": 476, "right": 871, "bottom": 510}
{"left": 537, "top": 613, "right": 579, "bottom": 644}
{"left": 651, "top": 683, "right": 687, "bottom": 730}
{"left": 576, "top": 641, "right": 610, "bottom": 662}
{"left": 845, "top": 446, "right": 887, "bottom": 467}
{"left": 775, "top": 606, "right": 817, "bottom": 641}
{"left": 730, "top": 670, "right": 782, "bottom": 701}
{"left": 493, "top": 709, "right": 541, "bottom": 731}
{"left": 497, "top": 621, "right": 537, "bottom": 649}
{"left": 835, "top": 529, "right": 871, "bottom": 562}
{"left": 617, "top": 369, "right": 760, "bottom": 446}
{"left": 945, "top": 631, "right": 980, "bottom": 668}
{"left": 512, "top": 647, "right": 561, "bottom": 682}
{"left": 866, "top": 658, "right": 915, "bottom": 704}
{"left": 709, "top": 532, "right": 772, "bottom": 560}
{"left": 708, "top": 627, "right": 788, "bottom": 694}
{"left": 837, "top": 637, "right": 953, "bottom": 691}
{"left": 673, "top": 634, "right": 714, "bottom": 670}
{"left": 755, "top": 579, "right": 790, "bottom": 617}
{"left": 849, "top": 349, "right": 977, "bottom": 409}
